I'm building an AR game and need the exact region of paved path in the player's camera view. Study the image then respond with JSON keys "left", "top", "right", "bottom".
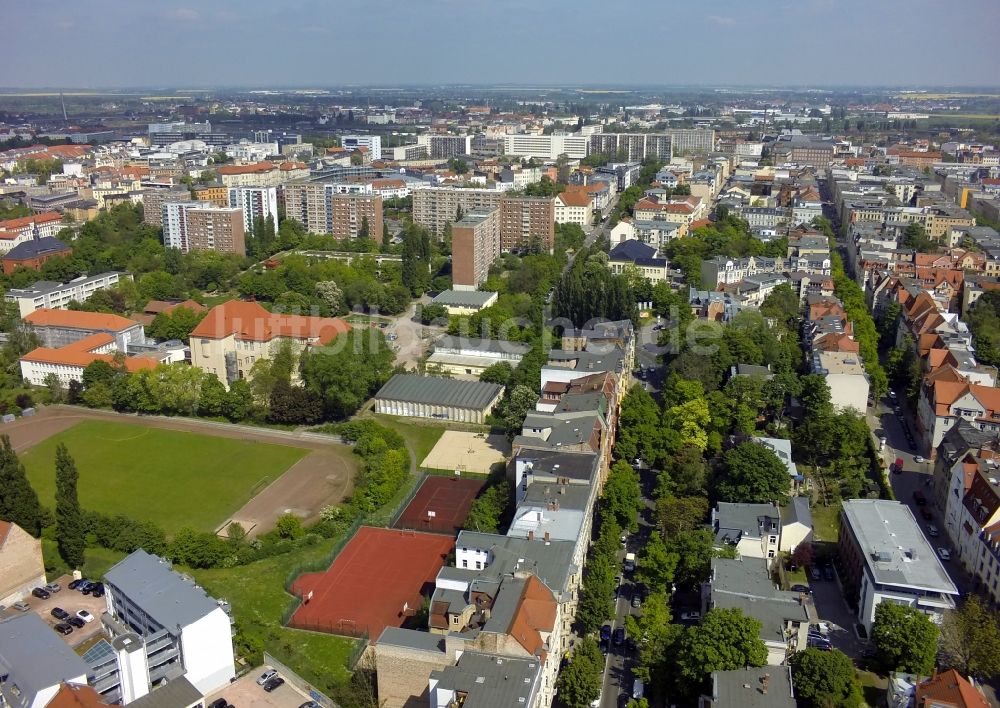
{"left": 4, "top": 406, "right": 357, "bottom": 536}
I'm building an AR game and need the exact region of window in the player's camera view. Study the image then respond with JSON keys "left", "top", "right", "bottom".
{"left": 769, "top": 536, "right": 778, "bottom": 544}
{"left": 476, "top": 561, "right": 482, "bottom": 570}
{"left": 768, "top": 550, "right": 775, "bottom": 558}
{"left": 462, "top": 560, "right": 468, "bottom": 568}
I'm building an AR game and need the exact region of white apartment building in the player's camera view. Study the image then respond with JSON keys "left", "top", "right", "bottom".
{"left": 6, "top": 272, "right": 131, "bottom": 318}
{"left": 811, "top": 350, "right": 870, "bottom": 414}
{"left": 340, "top": 135, "right": 382, "bottom": 160}
{"left": 162, "top": 202, "right": 210, "bottom": 251}
{"left": 503, "top": 134, "right": 589, "bottom": 160}
{"left": 227, "top": 186, "right": 279, "bottom": 231}
{"left": 98, "top": 550, "right": 236, "bottom": 701}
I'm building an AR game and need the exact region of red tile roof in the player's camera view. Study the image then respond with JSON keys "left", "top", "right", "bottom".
{"left": 508, "top": 575, "right": 557, "bottom": 661}
{"left": 0, "top": 520, "right": 10, "bottom": 547}
{"left": 47, "top": 684, "right": 109, "bottom": 708}
{"left": 189, "top": 300, "right": 350, "bottom": 345}
{"left": 0, "top": 212, "right": 63, "bottom": 232}
{"left": 916, "top": 669, "right": 989, "bottom": 708}
{"left": 217, "top": 161, "right": 276, "bottom": 175}
{"left": 25, "top": 308, "right": 139, "bottom": 332}
{"left": 558, "top": 191, "right": 592, "bottom": 208}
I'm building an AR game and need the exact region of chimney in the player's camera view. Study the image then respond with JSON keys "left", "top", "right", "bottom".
{"left": 544, "top": 532, "right": 550, "bottom": 542}
{"left": 761, "top": 674, "right": 770, "bottom": 695}
{"left": 528, "top": 531, "right": 534, "bottom": 541}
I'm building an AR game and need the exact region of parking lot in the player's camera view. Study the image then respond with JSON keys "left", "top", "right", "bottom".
{"left": 0, "top": 574, "right": 108, "bottom": 648}
{"left": 204, "top": 668, "right": 315, "bottom": 708}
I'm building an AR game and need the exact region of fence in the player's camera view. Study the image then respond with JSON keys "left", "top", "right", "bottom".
{"left": 263, "top": 651, "right": 337, "bottom": 708}
{"left": 287, "top": 617, "right": 373, "bottom": 640}
{"left": 379, "top": 471, "right": 427, "bottom": 529}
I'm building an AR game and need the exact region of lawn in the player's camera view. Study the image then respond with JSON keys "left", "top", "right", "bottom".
{"left": 812, "top": 501, "right": 842, "bottom": 543}
{"left": 372, "top": 415, "right": 447, "bottom": 467}
{"left": 42, "top": 538, "right": 126, "bottom": 580}
{"left": 193, "top": 536, "right": 357, "bottom": 689}
{"left": 21, "top": 420, "right": 308, "bottom": 534}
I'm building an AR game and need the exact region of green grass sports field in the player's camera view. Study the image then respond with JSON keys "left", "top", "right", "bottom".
{"left": 21, "top": 420, "right": 308, "bottom": 534}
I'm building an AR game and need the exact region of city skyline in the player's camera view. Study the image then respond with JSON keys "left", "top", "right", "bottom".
{"left": 5, "top": 0, "right": 1000, "bottom": 89}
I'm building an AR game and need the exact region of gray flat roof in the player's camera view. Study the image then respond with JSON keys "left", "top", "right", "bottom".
{"left": 104, "top": 550, "right": 221, "bottom": 630}
{"left": 842, "top": 500, "right": 958, "bottom": 594}
{"left": 0, "top": 614, "right": 89, "bottom": 697}
{"left": 432, "top": 290, "right": 497, "bottom": 307}
{"left": 455, "top": 531, "right": 577, "bottom": 598}
{"left": 708, "top": 667, "right": 796, "bottom": 708}
{"left": 7, "top": 272, "right": 125, "bottom": 299}
{"left": 375, "top": 374, "right": 503, "bottom": 410}
{"left": 124, "top": 676, "right": 202, "bottom": 708}
{"left": 429, "top": 651, "right": 539, "bottom": 708}
{"left": 376, "top": 627, "right": 447, "bottom": 653}
{"left": 433, "top": 335, "right": 531, "bottom": 357}
{"left": 515, "top": 449, "right": 598, "bottom": 481}
{"left": 714, "top": 502, "right": 780, "bottom": 545}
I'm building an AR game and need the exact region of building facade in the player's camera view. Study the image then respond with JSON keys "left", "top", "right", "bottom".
{"left": 452, "top": 209, "right": 500, "bottom": 291}
{"left": 227, "top": 186, "right": 279, "bottom": 231}
{"left": 5, "top": 272, "right": 130, "bottom": 318}
{"left": 0, "top": 521, "right": 46, "bottom": 607}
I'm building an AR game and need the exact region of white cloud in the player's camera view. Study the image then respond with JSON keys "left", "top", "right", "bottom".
{"left": 706, "top": 14, "right": 736, "bottom": 26}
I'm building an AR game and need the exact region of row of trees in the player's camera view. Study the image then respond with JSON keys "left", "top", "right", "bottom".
{"left": 551, "top": 248, "right": 637, "bottom": 328}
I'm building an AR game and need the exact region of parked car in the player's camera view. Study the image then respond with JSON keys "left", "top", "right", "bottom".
{"left": 823, "top": 565, "right": 835, "bottom": 581}
{"left": 810, "top": 567, "right": 822, "bottom": 581}
{"left": 209, "top": 698, "right": 228, "bottom": 708}
{"left": 625, "top": 638, "right": 637, "bottom": 654}
{"left": 299, "top": 702, "right": 320, "bottom": 708}
{"left": 67, "top": 579, "right": 84, "bottom": 590}
{"left": 53, "top": 623, "right": 73, "bottom": 636}
{"left": 600, "top": 624, "right": 612, "bottom": 642}
{"left": 612, "top": 627, "right": 625, "bottom": 646}
{"left": 680, "top": 611, "right": 701, "bottom": 621}
{"left": 256, "top": 670, "right": 278, "bottom": 686}
{"left": 31, "top": 587, "right": 50, "bottom": 600}
{"left": 90, "top": 583, "right": 105, "bottom": 598}
{"left": 66, "top": 617, "right": 85, "bottom": 628}
{"left": 937, "top": 547, "right": 952, "bottom": 561}
{"left": 631, "top": 593, "right": 641, "bottom": 608}
{"left": 76, "top": 610, "right": 94, "bottom": 623}
{"left": 50, "top": 608, "right": 70, "bottom": 621}
{"left": 893, "top": 457, "right": 904, "bottom": 474}
{"left": 913, "top": 490, "right": 927, "bottom": 506}
{"left": 790, "top": 584, "right": 812, "bottom": 595}
{"left": 12, "top": 601, "right": 30, "bottom": 612}
{"left": 45, "top": 583, "right": 61, "bottom": 593}
{"left": 262, "top": 677, "right": 284, "bottom": 693}
{"left": 927, "top": 524, "right": 940, "bottom": 537}
{"left": 77, "top": 581, "right": 94, "bottom": 594}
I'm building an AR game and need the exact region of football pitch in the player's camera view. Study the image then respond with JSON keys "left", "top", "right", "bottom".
{"left": 20, "top": 420, "right": 309, "bottom": 534}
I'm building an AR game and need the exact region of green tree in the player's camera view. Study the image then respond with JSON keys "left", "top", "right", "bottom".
{"left": 603, "top": 460, "right": 642, "bottom": 532}
{"left": 463, "top": 478, "right": 512, "bottom": 533}
{"left": 54, "top": 443, "right": 85, "bottom": 568}
{"left": 556, "top": 637, "right": 603, "bottom": 708}
{"left": 275, "top": 513, "right": 305, "bottom": 539}
{"left": 198, "top": 375, "right": 229, "bottom": 418}
{"left": 148, "top": 306, "right": 207, "bottom": 343}
{"left": 656, "top": 495, "right": 708, "bottom": 538}
{"left": 301, "top": 329, "right": 396, "bottom": 420}
{"left": 676, "top": 608, "right": 768, "bottom": 687}
{"left": 479, "top": 361, "right": 513, "bottom": 386}
{"left": 939, "top": 595, "right": 1000, "bottom": 680}
{"left": 789, "top": 648, "right": 864, "bottom": 708}
{"left": 419, "top": 303, "right": 448, "bottom": 325}
{"left": 624, "top": 591, "right": 679, "bottom": 684}
{"left": 0, "top": 436, "right": 43, "bottom": 536}
{"left": 497, "top": 385, "right": 538, "bottom": 440}
{"left": 872, "top": 602, "right": 939, "bottom": 674}
{"left": 713, "top": 442, "right": 791, "bottom": 504}
{"left": 636, "top": 533, "right": 679, "bottom": 592}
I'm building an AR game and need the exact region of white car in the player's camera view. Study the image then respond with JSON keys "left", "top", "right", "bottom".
{"left": 256, "top": 669, "right": 278, "bottom": 686}
{"left": 680, "top": 611, "right": 701, "bottom": 621}
{"left": 937, "top": 547, "right": 951, "bottom": 561}
{"left": 76, "top": 610, "right": 94, "bottom": 623}
{"left": 914, "top": 456, "right": 925, "bottom": 463}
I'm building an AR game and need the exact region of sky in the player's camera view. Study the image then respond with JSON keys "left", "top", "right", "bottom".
{"left": 4, "top": 0, "right": 1000, "bottom": 89}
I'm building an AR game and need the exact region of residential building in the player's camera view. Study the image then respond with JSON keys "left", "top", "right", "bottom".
{"left": 431, "top": 289, "right": 498, "bottom": 315}
{"left": 189, "top": 300, "right": 350, "bottom": 386}
{"left": 811, "top": 350, "right": 869, "bottom": 413}
{"left": 607, "top": 240, "right": 669, "bottom": 284}
{"left": 19, "top": 332, "right": 160, "bottom": 386}
{"left": 588, "top": 133, "right": 672, "bottom": 161}
{"left": 283, "top": 182, "right": 383, "bottom": 239}
{"left": 0, "top": 521, "right": 45, "bottom": 607}
{"left": 753, "top": 436, "right": 802, "bottom": 486}
{"left": 451, "top": 209, "right": 499, "bottom": 290}
{"left": 412, "top": 187, "right": 503, "bottom": 237}
{"left": 711, "top": 502, "right": 781, "bottom": 559}
{"left": 914, "top": 669, "right": 990, "bottom": 708}
{"left": 702, "top": 557, "right": 809, "bottom": 665}
{"left": 5, "top": 272, "right": 130, "bottom": 318}
{"left": 227, "top": 186, "right": 278, "bottom": 231}
{"left": 917, "top": 377, "right": 1000, "bottom": 456}
{"left": 633, "top": 195, "right": 706, "bottom": 225}
{"left": 340, "top": 135, "right": 382, "bottom": 161}
{"left": 390, "top": 144, "right": 429, "bottom": 161}
{"left": 373, "top": 374, "right": 504, "bottom": 424}
{"left": 779, "top": 497, "right": 813, "bottom": 553}
{"left": 99, "top": 550, "right": 235, "bottom": 700}
{"left": 0, "top": 614, "right": 89, "bottom": 708}
{"left": 838, "top": 500, "right": 959, "bottom": 632}
{"left": 0, "top": 212, "right": 64, "bottom": 253}
{"left": 184, "top": 207, "right": 246, "bottom": 256}
{"left": 499, "top": 196, "right": 555, "bottom": 252}
{"left": 952, "top": 469, "right": 1000, "bottom": 601}
{"left": 665, "top": 128, "right": 716, "bottom": 154}
{"left": 192, "top": 186, "right": 229, "bottom": 208}
{"left": 140, "top": 189, "right": 190, "bottom": 227}
{"left": 503, "top": 134, "right": 588, "bottom": 160}
{"left": 3, "top": 235, "right": 72, "bottom": 275}
{"left": 216, "top": 161, "right": 307, "bottom": 188}
{"left": 699, "top": 667, "right": 796, "bottom": 708}
{"left": 429, "top": 652, "right": 543, "bottom": 708}
{"left": 425, "top": 336, "right": 530, "bottom": 379}
{"left": 554, "top": 190, "right": 592, "bottom": 227}
{"left": 417, "top": 135, "right": 473, "bottom": 159}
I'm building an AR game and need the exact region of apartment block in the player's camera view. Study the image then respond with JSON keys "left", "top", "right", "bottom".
{"left": 185, "top": 207, "right": 246, "bottom": 256}
{"left": 588, "top": 133, "right": 672, "bottom": 161}
{"left": 665, "top": 128, "right": 716, "bottom": 154}
{"left": 417, "top": 135, "right": 473, "bottom": 159}
{"left": 283, "top": 182, "right": 383, "bottom": 239}
{"left": 6, "top": 271, "right": 131, "bottom": 317}
{"left": 227, "top": 186, "right": 279, "bottom": 231}
{"left": 452, "top": 208, "right": 500, "bottom": 290}
{"left": 503, "top": 134, "right": 589, "bottom": 160}
{"left": 499, "top": 196, "right": 556, "bottom": 252}
{"left": 412, "top": 187, "right": 502, "bottom": 236}
{"left": 140, "top": 189, "right": 190, "bottom": 226}
{"left": 390, "top": 144, "right": 429, "bottom": 161}
{"left": 192, "top": 186, "right": 229, "bottom": 207}
{"left": 340, "top": 135, "right": 382, "bottom": 160}
{"left": 0, "top": 212, "right": 64, "bottom": 253}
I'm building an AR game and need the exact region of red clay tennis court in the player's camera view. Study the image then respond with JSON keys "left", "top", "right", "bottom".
{"left": 394, "top": 475, "right": 486, "bottom": 535}
{"left": 289, "top": 526, "right": 454, "bottom": 638}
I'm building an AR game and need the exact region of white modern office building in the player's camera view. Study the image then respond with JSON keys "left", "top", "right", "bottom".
{"left": 5, "top": 272, "right": 131, "bottom": 317}
{"left": 503, "top": 134, "right": 589, "bottom": 160}
{"left": 340, "top": 135, "right": 382, "bottom": 160}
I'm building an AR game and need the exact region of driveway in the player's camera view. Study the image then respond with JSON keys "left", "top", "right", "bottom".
{"left": 808, "top": 576, "right": 866, "bottom": 659}
{"left": 205, "top": 668, "right": 314, "bottom": 708}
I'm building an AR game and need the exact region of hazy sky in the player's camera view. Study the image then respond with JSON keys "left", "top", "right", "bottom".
{"left": 5, "top": 0, "right": 1000, "bottom": 88}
